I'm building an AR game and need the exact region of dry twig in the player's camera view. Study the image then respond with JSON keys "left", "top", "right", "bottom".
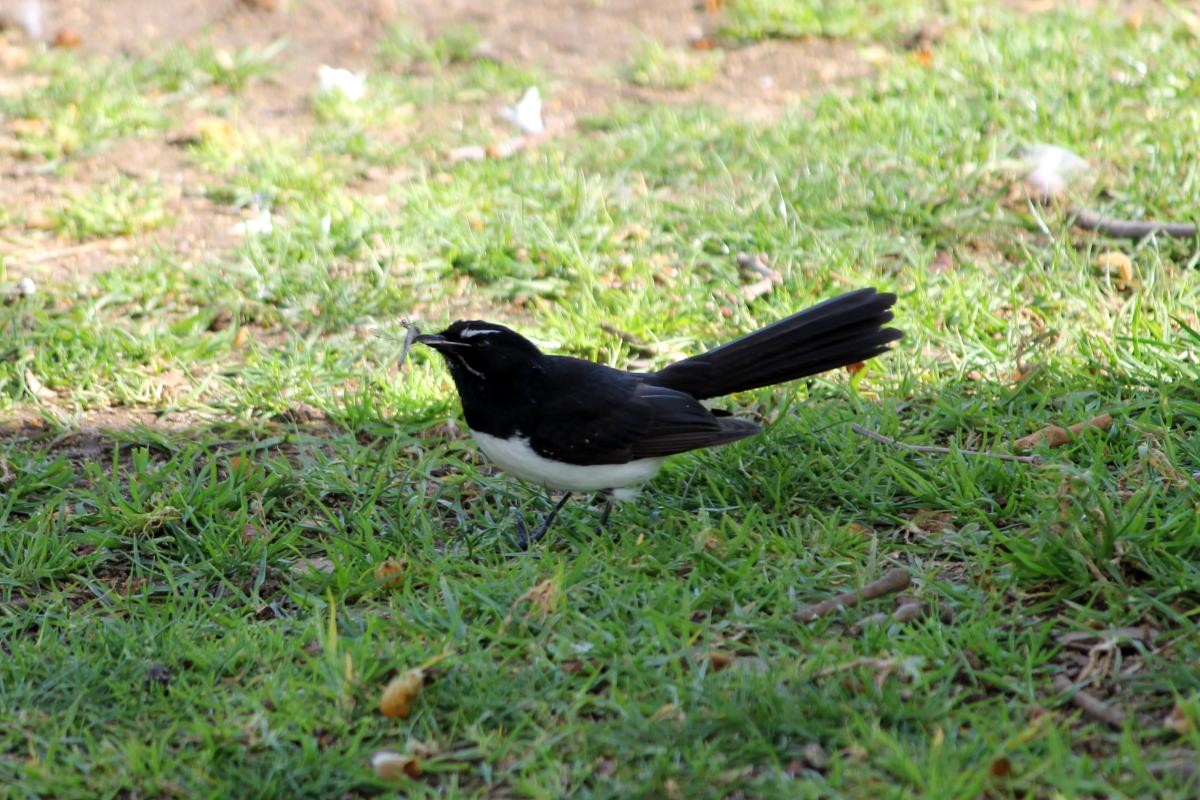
{"left": 735, "top": 252, "right": 783, "bottom": 302}
{"left": 1053, "top": 674, "right": 1126, "bottom": 729}
{"left": 447, "top": 118, "right": 571, "bottom": 164}
{"left": 1069, "top": 206, "right": 1197, "bottom": 240}
{"left": 795, "top": 567, "right": 912, "bottom": 622}
{"left": 851, "top": 423, "right": 1043, "bottom": 465}
{"left": 599, "top": 322, "right": 661, "bottom": 357}
{"left": 1057, "top": 626, "right": 1157, "bottom": 650}
{"left": 850, "top": 601, "right": 929, "bottom": 633}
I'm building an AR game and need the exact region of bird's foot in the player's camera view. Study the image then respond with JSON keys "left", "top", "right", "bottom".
{"left": 512, "top": 512, "right": 535, "bottom": 550}
{"left": 598, "top": 497, "right": 614, "bottom": 532}
{"left": 511, "top": 492, "right": 573, "bottom": 550}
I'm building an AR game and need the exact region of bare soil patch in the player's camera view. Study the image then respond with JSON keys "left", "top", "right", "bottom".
{"left": 2, "top": 1, "right": 875, "bottom": 292}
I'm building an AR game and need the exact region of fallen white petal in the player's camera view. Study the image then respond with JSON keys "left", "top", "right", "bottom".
{"left": 1020, "top": 143, "right": 1088, "bottom": 198}
{"left": 232, "top": 209, "right": 274, "bottom": 236}
{"left": 19, "top": 0, "right": 43, "bottom": 40}
{"left": 317, "top": 65, "right": 367, "bottom": 102}
{"left": 501, "top": 87, "right": 544, "bottom": 135}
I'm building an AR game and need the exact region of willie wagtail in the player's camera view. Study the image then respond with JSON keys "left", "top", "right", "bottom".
{"left": 415, "top": 288, "right": 901, "bottom": 545}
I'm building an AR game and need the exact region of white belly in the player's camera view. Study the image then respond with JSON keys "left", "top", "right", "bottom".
{"left": 472, "top": 431, "right": 664, "bottom": 497}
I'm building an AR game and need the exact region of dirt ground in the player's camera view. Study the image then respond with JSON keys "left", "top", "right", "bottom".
{"left": 46, "top": 0, "right": 871, "bottom": 114}
{"left": 0, "top": 0, "right": 1172, "bottom": 283}
{"left": 0, "top": 0, "right": 880, "bottom": 279}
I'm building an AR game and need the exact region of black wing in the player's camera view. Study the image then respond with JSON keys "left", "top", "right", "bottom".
{"left": 527, "top": 359, "right": 760, "bottom": 466}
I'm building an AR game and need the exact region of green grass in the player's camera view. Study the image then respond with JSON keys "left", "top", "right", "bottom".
{"left": 721, "top": 0, "right": 975, "bottom": 41}
{"left": 3, "top": 4, "right": 1200, "bottom": 798}
{"left": 50, "top": 176, "right": 169, "bottom": 241}
{"left": 626, "top": 41, "right": 723, "bottom": 91}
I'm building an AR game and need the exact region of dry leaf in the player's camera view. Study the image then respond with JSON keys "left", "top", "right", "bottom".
{"left": 930, "top": 250, "right": 953, "bottom": 273}
{"left": 1015, "top": 414, "right": 1113, "bottom": 450}
{"left": 10, "top": 117, "right": 48, "bottom": 135}
{"left": 24, "top": 369, "right": 55, "bottom": 401}
{"left": 989, "top": 756, "right": 1012, "bottom": 777}
{"left": 700, "top": 650, "right": 734, "bottom": 671}
{"left": 196, "top": 116, "right": 235, "bottom": 147}
{"left": 802, "top": 741, "right": 829, "bottom": 769}
{"left": 653, "top": 703, "right": 686, "bottom": 723}
{"left": 1165, "top": 702, "right": 1191, "bottom": 735}
{"left": 513, "top": 577, "right": 560, "bottom": 618}
{"left": 52, "top": 28, "right": 81, "bottom": 48}
{"left": 374, "top": 558, "right": 406, "bottom": 588}
{"left": 371, "top": 750, "right": 422, "bottom": 779}
{"left": 292, "top": 557, "right": 335, "bottom": 576}
{"left": 844, "top": 361, "right": 866, "bottom": 375}
{"left": 380, "top": 668, "right": 424, "bottom": 719}
{"left": 1096, "top": 251, "right": 1133, "bottom": 287}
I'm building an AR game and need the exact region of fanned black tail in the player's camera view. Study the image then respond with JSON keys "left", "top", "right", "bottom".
{"left": 648, "top": 288, "right": 902, "bottom": 400}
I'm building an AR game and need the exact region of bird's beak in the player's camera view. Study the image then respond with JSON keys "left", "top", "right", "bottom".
{"left": 413, "top": 333, "right": 465, "bottom": 350}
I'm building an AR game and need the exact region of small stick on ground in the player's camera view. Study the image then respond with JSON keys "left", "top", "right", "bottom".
{"left": 1056, "top": 625, "right": 1157, "bottom": 650}
{"left": 2, "top": 238, "right": 121, "bottom": 265}
{"left": 851, "top": 424, "right": 1043, "bottom": 465}
{"left": 1053, "top": 674, "right": 1126, "bottom": 729}
{"left": 795, "top": 567, "right": 912, "bottom": 622}
{"left": 1146, "top": 754, "right": 1198, "bottom": 780}
{"left": 447, "top": 118, "right": 572, "bottom": 164}
{"left": 448, "top": 136, "right": 532, "bottom": 163}
{"left": 849, "top": 600, "right": 929, "bottom": 633}
{"left": 735, "top": 252, "right": 783, "bottom": 302}
{"left": 599, "top": 322, "right": 661, "bottom": 357}
{"left": 1069, "top": 207, "right": 1197, "bottom": 240}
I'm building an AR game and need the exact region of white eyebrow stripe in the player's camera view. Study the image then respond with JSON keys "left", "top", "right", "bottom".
{"left": 459, "top": 328, "right": 502, "bottom": 339}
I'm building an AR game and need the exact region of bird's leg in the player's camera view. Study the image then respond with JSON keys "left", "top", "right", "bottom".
{"left": 598, "top": 496, "right": 614, "bottom": 528}
{"left": 514, "top": 492, "right": 573, "bottom": 549}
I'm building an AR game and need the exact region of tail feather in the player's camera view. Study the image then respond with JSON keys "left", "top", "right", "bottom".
{"left": 648, "top": 288, "right": 901, "bottom": 400}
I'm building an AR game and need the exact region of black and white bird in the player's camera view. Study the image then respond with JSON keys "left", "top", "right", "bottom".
{"left": 415, "top": 288, "right": 901, "bottom": 545}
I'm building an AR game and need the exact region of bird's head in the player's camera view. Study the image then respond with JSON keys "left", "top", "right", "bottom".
{"left": 414, "top": 320, "right": 542, "bottom": 385}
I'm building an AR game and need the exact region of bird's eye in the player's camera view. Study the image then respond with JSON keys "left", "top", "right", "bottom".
{"left": 474, "top": 336, "right": 493, "bottom": 349}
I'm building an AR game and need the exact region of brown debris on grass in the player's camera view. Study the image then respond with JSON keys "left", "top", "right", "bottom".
{"left": 1070, "top": 207, "right": 1197, "bottom": 240}
{"left": 735, "top": 252, "right": 783, "bottom": 302}
{"left": 851, "top": 424, "right": 1044, "bottom": 465}
{"left": 795, "top": 567, "right": 912, "bottom": 623}
{"left": 1053, "top": 674, "right": 1126, "bottom": 730}
{"left": 1015, "top": 413, "right": 1113, "bottom": 451}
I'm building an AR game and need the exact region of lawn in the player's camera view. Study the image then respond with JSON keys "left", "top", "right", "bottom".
{"left": 2, "top": 1, "right": 1199, "bottom": 798}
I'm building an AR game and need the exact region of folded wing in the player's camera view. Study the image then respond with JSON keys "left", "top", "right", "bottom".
{"left": 528, "top": 371, "right": 759, "bottom": 466}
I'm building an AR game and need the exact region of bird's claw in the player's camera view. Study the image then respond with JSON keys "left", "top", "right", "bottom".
{"left": 512, "top": 510, "right": 533, "bottom": 550}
